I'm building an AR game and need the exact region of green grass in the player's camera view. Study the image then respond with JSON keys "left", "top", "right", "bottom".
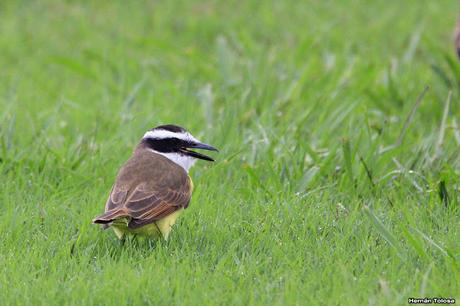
{"left": 1, "top": 0, "right": 459, "bottom": 305}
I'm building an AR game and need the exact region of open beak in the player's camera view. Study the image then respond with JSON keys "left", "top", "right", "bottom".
{"left": 180, "top": 142, "right": 218, "bottom": 161}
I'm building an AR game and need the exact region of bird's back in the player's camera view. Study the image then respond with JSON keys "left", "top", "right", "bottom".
{"left": 94, "top": 148, "right": 193, "bottom": 239}
{"left": 114, "top": 148, "right": 190, "bottom": 197}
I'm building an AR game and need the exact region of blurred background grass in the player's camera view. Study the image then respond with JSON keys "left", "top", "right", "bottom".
{"left": 0, "top": 0, "right": 459, "bottom": 305}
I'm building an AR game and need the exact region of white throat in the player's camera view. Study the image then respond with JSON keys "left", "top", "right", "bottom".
{"left": 151, "top": 150, "right": 196, "bottom": 172}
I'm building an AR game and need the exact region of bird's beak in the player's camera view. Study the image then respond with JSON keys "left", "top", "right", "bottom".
{"left": 181, "top": 142, "right": 219, "bottom": 162}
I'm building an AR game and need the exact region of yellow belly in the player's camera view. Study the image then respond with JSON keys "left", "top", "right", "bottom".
{"left": 112, "top": 209, "right": 184, "bottom": 240}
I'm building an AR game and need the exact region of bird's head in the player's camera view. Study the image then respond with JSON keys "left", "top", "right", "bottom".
{"left": 140, "top": 124, "right": 218, "bottom": 171}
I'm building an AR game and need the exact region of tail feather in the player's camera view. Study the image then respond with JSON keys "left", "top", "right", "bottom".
{"left": 93, "top": 209, "right": 129, "bottom": 225}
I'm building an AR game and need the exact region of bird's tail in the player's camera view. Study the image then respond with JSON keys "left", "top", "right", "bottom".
{"left": 92, "top": 208, "right": 129, "bottom": 226}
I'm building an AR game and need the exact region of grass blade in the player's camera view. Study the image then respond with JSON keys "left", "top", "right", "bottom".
{"left": 363, "top": 206, "right": 404, "bottom": 257}
{"left": 380, "top": 86, "right": 429, "bottom": 154}
{"left": 342, "top": 138, "right": 354, "bottom": 185}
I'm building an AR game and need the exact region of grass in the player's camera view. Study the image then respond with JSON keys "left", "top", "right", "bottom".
{"left": 0, "top": 0, "right": 459, "bottom": 305}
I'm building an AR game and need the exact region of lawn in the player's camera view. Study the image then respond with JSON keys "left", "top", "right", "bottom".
{"left": 0, "top": 0, "right": 459, "bottom": 305}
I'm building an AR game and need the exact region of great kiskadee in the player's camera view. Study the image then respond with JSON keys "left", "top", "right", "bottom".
{"left": 92, "top": 124, "right": 218, "bottom": 240}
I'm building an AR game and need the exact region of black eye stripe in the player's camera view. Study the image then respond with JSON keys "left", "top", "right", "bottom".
{"left": 142, "top": 137, "right": 189, "bottom": 153}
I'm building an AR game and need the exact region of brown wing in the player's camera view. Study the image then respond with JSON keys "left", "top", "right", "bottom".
{"left": 99, "top": 149, "right": 192, "bottom": 229}
{"left": 123, "top": 181, "right": 191, "bottom": 229}
{"left": 104, "top": 185, "right": 128, "bottom": 211}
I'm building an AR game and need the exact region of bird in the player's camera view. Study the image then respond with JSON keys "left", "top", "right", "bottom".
{"left": 92, "top": 124, "right": 218, "bottom": 240}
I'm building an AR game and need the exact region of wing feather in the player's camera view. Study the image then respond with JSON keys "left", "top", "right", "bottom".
{"left": 104, "top": 186, "right": 128, "bottom": 211}
{"left": 124, "top": 184, "right": 190, "bottom": 224}
{"left": 99, "top": 150, "right": 192, "bottom": 230}
{"left": 99, "top": 151, "right": 192, "bottom": 228}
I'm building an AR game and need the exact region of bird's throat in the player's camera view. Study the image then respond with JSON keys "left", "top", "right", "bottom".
{"left": 149, "top": 150, "right": 196, "bottom": 172}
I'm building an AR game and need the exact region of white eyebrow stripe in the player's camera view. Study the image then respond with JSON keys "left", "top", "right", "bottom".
{"left": 143, "top": 129, "right": 200, "bottom": 143}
